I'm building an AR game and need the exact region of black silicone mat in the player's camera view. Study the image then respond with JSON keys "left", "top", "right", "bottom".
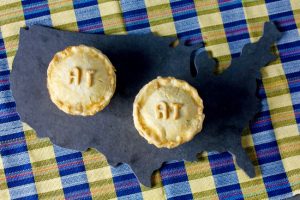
{"left": 10, "top": 22, "right": 281, "bottom": 186}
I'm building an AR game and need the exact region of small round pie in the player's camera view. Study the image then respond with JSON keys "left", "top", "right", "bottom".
{"left": 47, "top": 45, "right": 116, "bottom": 116}
{"left": 133, "top": 77, "right": 205, "bottom": 148}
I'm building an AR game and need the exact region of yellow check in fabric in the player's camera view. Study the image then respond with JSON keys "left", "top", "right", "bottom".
{"left": 0, "top": 0, "right": 299, "bottom": 199}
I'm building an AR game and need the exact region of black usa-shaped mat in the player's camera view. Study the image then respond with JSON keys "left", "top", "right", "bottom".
{"left": 10, "top": 22, "right": 282, "bottom": 187}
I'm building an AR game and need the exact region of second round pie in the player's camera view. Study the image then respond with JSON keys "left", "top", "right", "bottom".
{"left": 133, "top": 77, "right": 205, "bottom": 148}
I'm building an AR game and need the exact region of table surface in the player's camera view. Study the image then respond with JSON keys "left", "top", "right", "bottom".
{"left": 0, "top": 0, "right": 300, "bottom": 199}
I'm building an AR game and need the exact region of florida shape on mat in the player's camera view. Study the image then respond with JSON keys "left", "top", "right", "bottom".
{"left": 10, "top": 22, "right": 282, "bottom": 187}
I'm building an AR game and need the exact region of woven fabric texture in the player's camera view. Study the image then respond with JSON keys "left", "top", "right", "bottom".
{"left": 0, "top": 0, "right": 300, "bottom": 199}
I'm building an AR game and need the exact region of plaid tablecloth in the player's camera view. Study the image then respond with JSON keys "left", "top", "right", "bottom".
{"left": 0, "top": 0, "right": 300, "bottom": 199}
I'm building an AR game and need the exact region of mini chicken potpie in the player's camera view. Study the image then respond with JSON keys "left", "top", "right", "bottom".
{"left": 133, "top": 77, "right": 205, "bottom": 148}
{"left": 47, "top": 45, "right": 116, "bottom": 116}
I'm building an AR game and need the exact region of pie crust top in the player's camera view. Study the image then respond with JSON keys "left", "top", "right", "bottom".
{"left": 47, "top": 45, "right": 116, "bottom": 116}
{"left": 133, "top": 77, "right": 205, "bottom": 148}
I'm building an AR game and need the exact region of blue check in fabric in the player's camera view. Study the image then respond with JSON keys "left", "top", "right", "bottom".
{"left": 0, "top": 0, "right": 300, "bottom": 199}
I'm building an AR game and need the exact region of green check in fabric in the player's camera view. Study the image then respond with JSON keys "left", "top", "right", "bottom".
{"left": 0, "top": 0, "right": 300, "bottom": 199}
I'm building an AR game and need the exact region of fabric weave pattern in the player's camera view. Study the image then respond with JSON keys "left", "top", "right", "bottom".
{"left": 0, "top": 0, "right": 300, "bottom": 199}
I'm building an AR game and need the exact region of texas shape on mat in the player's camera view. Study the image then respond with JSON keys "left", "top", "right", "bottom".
{"left": 10, "top": 22, "right": 282, "bottom": 187}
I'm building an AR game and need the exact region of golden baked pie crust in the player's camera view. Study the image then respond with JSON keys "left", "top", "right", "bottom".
{"left": 47, "top": 45, "right": 116, "bottom": 116}
{"left": 133, "top": 77, "right": 205, "bottom": 148}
